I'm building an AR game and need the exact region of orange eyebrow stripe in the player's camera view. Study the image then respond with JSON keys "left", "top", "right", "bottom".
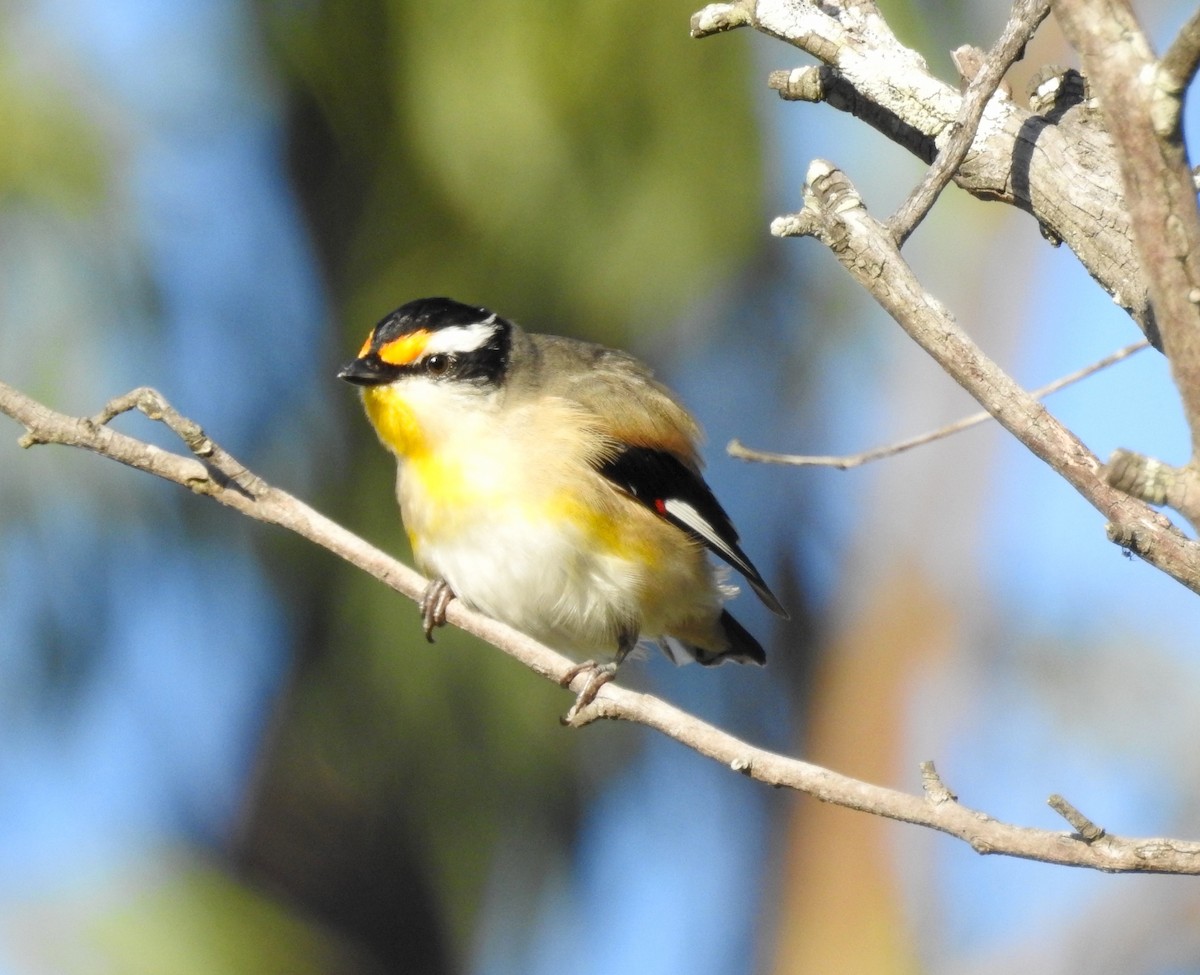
{"left": 376, "top": 330, "right": 430, "bottom": 366}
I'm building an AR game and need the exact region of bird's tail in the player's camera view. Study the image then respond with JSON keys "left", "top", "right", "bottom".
{"left": 657, "top": 610, "right": 767, "bottom": 666}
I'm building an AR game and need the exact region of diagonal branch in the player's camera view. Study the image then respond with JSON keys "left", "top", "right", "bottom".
{"left": 888, "top": 0, "right": 1051, "bottom": 244}
{"left": 1055, "top": 0, "right": 1200, "bottom": 456}
{"left": 1159, "top": 6, "right": 1200, "bottom": 111}
{"left": 3, "top": 375, "right": 1200, "bottom": 873}
{"left": 772, "top": 160, "right": 1200, "bottom": 593}
{"left": 1053, "top": 0, "right": 1200, "bottom": 534}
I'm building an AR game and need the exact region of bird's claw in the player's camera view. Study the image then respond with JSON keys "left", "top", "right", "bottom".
{"left": 559, "top": 660, "right": 618, "bottom": 724}
{"left": 420, "top": 578, "right": 455, "bottom": 642}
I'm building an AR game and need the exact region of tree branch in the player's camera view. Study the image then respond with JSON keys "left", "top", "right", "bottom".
{"left": 1054, "top": 0, "right": 1200, "bottom": 530}
{"left": 887, "top": 0, "right": 1051, "bottom": 245}
{"left": 1159, "top": 6, "right": 1200, "bottom": 117}
{"left": 728, "top": 339, "right": 1148, "bottom": 468}
{"left": 1055, "top": 0, "right": 1200, "bottom": 434}
{"left": 1048, "top": 793, "right": 1107, "bottom": 843}
{"left": 771, "top": 160, "right": 1200, "bottom": 593}
{"left": 693, "top": 0, "right": 1160, "bottom": 345}
{"left": 2, "top": 376, "right": 1200, "bottom": 873}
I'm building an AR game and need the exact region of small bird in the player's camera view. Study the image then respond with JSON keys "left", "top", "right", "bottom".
{"left": 338, "top": 297, "right": 787, "bottom": 714}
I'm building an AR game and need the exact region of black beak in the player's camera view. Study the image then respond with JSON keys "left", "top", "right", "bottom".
{"left": 337, "top": 356, "right": 395, "bottom": 386}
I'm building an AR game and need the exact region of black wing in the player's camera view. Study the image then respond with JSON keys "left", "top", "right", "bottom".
{"left": 597, "top": 446, "right": 788, "bottom": 618}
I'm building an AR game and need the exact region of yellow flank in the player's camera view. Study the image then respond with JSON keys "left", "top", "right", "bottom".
{"left": 363, "top": 385, "right": 428, "bottom": 459}
{"left": 545, "top": 490, "right": 663, "bottom": 568}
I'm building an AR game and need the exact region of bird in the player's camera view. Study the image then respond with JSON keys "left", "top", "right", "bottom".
{"left": 338, "top": 297, "right": 787, "bottom": 716}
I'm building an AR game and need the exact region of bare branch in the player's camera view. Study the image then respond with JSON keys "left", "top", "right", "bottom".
{"left": 1104, "top": 448, "right": 1200, "bottom": 534}
{"left": 772, "top": 160, "right": 1200, "bottom": 592}
{"left": 1049, "top": 793, "right": 1107, "bottom": 842}
{"left": 729, "top": 339, "right": 1149, "bottom": 469}
{"left": 1159, "top": 7, "right": 1200, "bottom": 112}
{"left": 888, "top": 0, "right": 1051, "bottom": 245}
{"left": 695, "top": 0, "right": 1160, "bottom": 345}
{"left": 5, "top": 376, "right": 1200, "bottom": 873}
{"left": 1054, "top": 0, "right": 1200, "bottom": 539}
{"left": 1056, "top": 0, "right": 1200, "bottom": 452}
{"left": 919, "top": 760, "right": 957, "bottom": 804}
{"left": 768, "top": 65, "right": 938, "bottom": 164}
{"left": 590, "top": 688, "right": 1200, "bottom": 872}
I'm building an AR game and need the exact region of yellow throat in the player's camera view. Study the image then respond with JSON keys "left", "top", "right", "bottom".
{"left": 362, "top": 385, "right": 427, "bottom": 459}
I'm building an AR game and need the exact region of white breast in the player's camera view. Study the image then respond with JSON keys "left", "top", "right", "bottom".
{"left": 413, "top": 510, "right": 644, "bottom": 658}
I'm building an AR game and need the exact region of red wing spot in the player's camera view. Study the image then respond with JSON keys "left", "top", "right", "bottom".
{"left": 654, "top": 498, "right": 668, "bottom": 515}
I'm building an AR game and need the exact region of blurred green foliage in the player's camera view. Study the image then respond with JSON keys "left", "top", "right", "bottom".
{"left": 0, "top": 46, "right": 107, "bottom": 212}
{"left": 90, "top": 855, "right": 372, "bottom": 975}
{"left": 259, "top": 0, "right": 763, "bottom": 339}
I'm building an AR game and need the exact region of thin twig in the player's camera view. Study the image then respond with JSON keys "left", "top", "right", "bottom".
{"left": 1049, "top": 794, "right": 1107, "bottom": 842}
{"left": 4, "top": 376, "right": 1200, "bottom": 873}
{"left": 919, "top": 761, "right": 957, "bottom": 804}
{"left": 887, "top": 0, "right": 1051, "bottom": 244}
{"left": 729, "top": 339, "right": 1149, "bottom": 468}
{"left": 1159, "top": 6, "right": 1200, "bottom": 103}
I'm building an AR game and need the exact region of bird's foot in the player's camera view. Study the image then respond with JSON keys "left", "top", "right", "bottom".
{"left": 420, "top": 578, "right": 455, "bottom": 642}
{"left": 559, "top": 660, "right": 619, "bottom": 724}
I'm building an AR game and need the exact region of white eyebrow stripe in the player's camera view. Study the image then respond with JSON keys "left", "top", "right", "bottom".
{"left": 422, "top": 317, "right": 499, "bottom": 356}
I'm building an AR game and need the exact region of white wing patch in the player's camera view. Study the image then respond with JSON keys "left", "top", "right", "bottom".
{"left": 663, "top": 497, "right": 788, "bottom": 618}
{"left": 423, "top": 316, "right": 499, "bottom": 356}
{"left": 662, "top": 498, "right": 752, "bottom": 577}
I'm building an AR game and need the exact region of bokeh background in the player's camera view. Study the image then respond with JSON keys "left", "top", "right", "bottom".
{"left": 2, "top": 0, "right": 1200, "bottom": 972}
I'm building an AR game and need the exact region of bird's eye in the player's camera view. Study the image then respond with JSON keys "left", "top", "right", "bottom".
{"left": 425, "top": 353, "right": 453, "bottom": 377}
